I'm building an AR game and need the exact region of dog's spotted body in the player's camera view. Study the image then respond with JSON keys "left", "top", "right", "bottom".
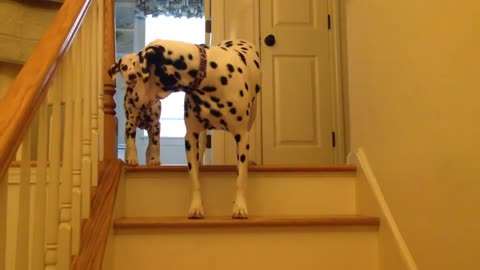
{"left": 109, "top": 39, "right": 261, "bottom": 219}
{"left": 109, "top": 55, "right": 161, "bottom": 166}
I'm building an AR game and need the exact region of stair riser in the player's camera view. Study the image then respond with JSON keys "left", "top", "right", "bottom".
{"left": 123, "top": 171, "right": 356, "bottom": 217}
{"left": 111, "top": 227, "right": 378, "bottom": 270}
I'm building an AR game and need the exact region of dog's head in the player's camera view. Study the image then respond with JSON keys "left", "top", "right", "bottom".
{"left": 108, "top": 53, "right": 142, "bottom": 88}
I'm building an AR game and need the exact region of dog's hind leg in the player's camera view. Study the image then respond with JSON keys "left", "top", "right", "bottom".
{"left": 232, "top": 131, "right": 249, "bottom": 219}
{"left": 185, "top": 131, "right": 204, "bottom": 218}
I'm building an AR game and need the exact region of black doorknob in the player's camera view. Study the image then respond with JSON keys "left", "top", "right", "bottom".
{"left": 264, "top": 34, "right": 276, "bottom": 47}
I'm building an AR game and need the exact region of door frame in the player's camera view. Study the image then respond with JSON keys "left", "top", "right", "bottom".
{"left": 210, "top": 0, "right": 345, "bottom": 164}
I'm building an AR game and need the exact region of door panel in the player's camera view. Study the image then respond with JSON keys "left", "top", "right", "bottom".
{"left": 261, "top": 0, "right": 334, "bottom": 164}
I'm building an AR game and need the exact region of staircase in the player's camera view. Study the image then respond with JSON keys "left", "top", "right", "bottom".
{"left": 103, "top": 164, "right": 381, "bottom": 270}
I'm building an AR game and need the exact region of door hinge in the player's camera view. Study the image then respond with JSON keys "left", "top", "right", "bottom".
{"left": 205, "top": 19, "right": 212, "bottom": 34}
{"left": 332, "top": 131, "right": 336, "bottom": 147}
{"left": 328, "top": 14, "right": 331, "bottom": 30}
{"left": 206, "top": 134, "right": 212, "bottom": 149}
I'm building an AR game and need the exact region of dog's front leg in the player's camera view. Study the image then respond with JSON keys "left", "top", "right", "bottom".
{"left": 232, "top": 131, "right": 249, "bottom": 219}
{"left": 146, "top": 121, "right": 161, "bottom": 165}
{"left": 124, "top": 103, "right": 139, "bottom": 165}
{"left": 146, "top": 103, "right": 161, "bottom": 165}
{"left": 185, "top": 131, "right": 204, "bottom": 218}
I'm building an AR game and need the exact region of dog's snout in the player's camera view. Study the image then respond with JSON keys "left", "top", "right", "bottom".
{"left": 128, "top": 74, "right": 137, "bottom": 81}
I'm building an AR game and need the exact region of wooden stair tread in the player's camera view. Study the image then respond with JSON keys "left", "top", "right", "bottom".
{"left": 125, "top": 164, "right": 356, "bottom": 173}
{"left": 114, "top": 215, "right": 379, "bottom": 230}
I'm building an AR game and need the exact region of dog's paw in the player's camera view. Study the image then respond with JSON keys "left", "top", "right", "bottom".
{"left": 188, "top": 207, "right": 204, "bottom": 219}
{"left": 232, "top": 201, "right": 248, "bottom": 219}
{"left": 188, "top": 200, "right": 204, "bottom": 219}
{"left": 125, "top": 158, "right": 139, "bottom": 166}
{"left": 147, "top": 158, "right": 161, "bottom": 166}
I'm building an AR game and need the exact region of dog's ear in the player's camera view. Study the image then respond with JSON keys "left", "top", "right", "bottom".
{"left": 108, "top": 59, "right": 122, "bottom": 80}
{"left": 139, "top": 45, "right": 165, "bottom": 83}
{"left": 138, "top": 50, "right": 150, "bottom": 82}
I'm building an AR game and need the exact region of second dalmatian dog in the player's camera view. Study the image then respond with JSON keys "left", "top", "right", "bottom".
{"left": 109, "top": 39, "right": 262, "bottom": 219}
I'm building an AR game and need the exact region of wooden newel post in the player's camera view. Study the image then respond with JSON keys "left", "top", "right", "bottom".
{"left": 103, "top": 0, "right": 117, "bottom": 160}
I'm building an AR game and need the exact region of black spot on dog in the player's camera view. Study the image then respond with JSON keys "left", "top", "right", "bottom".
{"left": 237, "top": 67, "right": 243, "bottom": 73}
{"left": 188, "top": 162, "right": 192, "bottom": 170}
{"left": 196, "top": 153, "right": 200, "bottom": 160}
{"left": 211, "top": 96, "right": 220, "bottom": 103}
{"left": 168, "top": 50, "right": 173, "bottom": 55}
{"left": 188, "top": 54, "right": 193, "bottom": 60}
{"left": 203, "top": 86, "right": 217, "bottom": 92}
{"left": 220, "top": 119, "right": 228, "bottom": 129}
{"left": 237, "top": 116, "right": 243, "bottom": 121}
{"left": 220, "top": 76, "right": 228, "bottom": 85}
{"left": 193, "top": 133, "right": 200, "bottom": 139}
{"left": 227, "top": 64, "right": 234, "bottom": 73}
{"left": 174, "top": 71, "right": 181, "bottom": 80}
{"left": 240, "top": 155, "right": 246, "bottom": 163}
{"left": 246, "top": 144, "right": 250, "bottom": 150}
{"left": 255, "top": 84, "right": 261, "bottom": 93}
{"left": 227, "top": 102, "right": 233, "bottom": 107}
{"left": 238, "top": 52, "right": 247, "bottom": 65}
{"left": 191, "top": 94, "right": 202, "bottom": 106}
{"left": 210, "top": 61, "right": 218, "bottom": 68}
{"left": 245, "top": 83, "right": 249, "bottom": 91}
{"left": 210, "top": 109, "right": 222, "bottom": 117}
{"left": 173, "top": 57, "right": 187, "bottom": 70}
{"left": 203, "top": 101, "right": 211, "bottom": 108}
{"left": 234, "top": 134, "right": 241, "bottom": 142}
{"left": 254, "top": 60, "right": 260, "bottom": 69}
{"left": 229, "top": 108, "right": 237, "bottom": 114}
{"left": 188, "top": 69, "right": 198, "bottom": 78}
{"left": 239, "top": 90, "right": 244, "bottom": 97}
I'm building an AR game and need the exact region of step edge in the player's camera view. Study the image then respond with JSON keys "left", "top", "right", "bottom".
{"left": 113, "top": 215, "right": 379, "bottom": 230}
{"left": 125, "top": 164, "right": 357, "bottom": 173}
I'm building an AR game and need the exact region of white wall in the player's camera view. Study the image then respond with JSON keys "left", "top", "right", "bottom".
{"left": 344, "top": 0, "right": 480, "bottom": 269}
{"left": 0, "top": 62, "right": 22, "bottom": 98}
{"left": 0, "top": 0, "right": 59, "bottom": 63}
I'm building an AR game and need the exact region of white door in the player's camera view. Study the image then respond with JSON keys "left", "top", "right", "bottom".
{"left": 260, "top": 0, "right": 335, "bottom": 164}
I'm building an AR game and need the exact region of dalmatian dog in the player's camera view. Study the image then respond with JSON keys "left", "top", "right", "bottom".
{"left": 108, "top": 54, "right": 161, "bottom": 166}
{"left": 110, "top": 38, "right": 262, "bottom": 219}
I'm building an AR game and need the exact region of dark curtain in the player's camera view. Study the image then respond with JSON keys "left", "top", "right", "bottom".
{"left": 136, "top": 0, "right": 204, "bottom": 18}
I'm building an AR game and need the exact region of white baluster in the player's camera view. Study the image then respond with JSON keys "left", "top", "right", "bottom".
{"left": 30, "top": 101, "right": 49, "bottom": 270}
{"left": 60, "top": 47, "right": 75, "bottom": 259}
{"left": 81, "top": 11, "right": 92, "bottom": 219}
{"left": 71, "top": 30, "right": 83, "bottom": 259}
{"left": 90, "top": 0, "right": 100, "bottom": 187}
{"left": 15, "top": 119, "right": 33, "bottom": 270}
{"left": 56, "top": 223, "right": 72, "bottom": 270}
{"left": 97, "top": 0, "right": 105, "bottom": 162}
{"left": 0, "top": 169, "right": 6, "bottom": 268}
{"left": 45, "top": 64, "right": 62, "bottom": 269}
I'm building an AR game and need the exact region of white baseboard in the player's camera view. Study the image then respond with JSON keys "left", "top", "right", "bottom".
{"left": 349, "top": 148, "right": 418, "bottom": 270}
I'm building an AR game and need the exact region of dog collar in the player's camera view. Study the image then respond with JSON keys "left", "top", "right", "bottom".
{"left": 188, "top": 45, "right": 207, "bottom": 90}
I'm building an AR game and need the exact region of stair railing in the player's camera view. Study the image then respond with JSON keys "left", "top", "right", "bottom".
{"left": 0, "top": 0, "right": 118, "bottom": 269}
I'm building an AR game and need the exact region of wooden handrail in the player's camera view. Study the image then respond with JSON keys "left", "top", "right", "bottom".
{"left": 0, "top": 0, "right": 93, "bottom": 178}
